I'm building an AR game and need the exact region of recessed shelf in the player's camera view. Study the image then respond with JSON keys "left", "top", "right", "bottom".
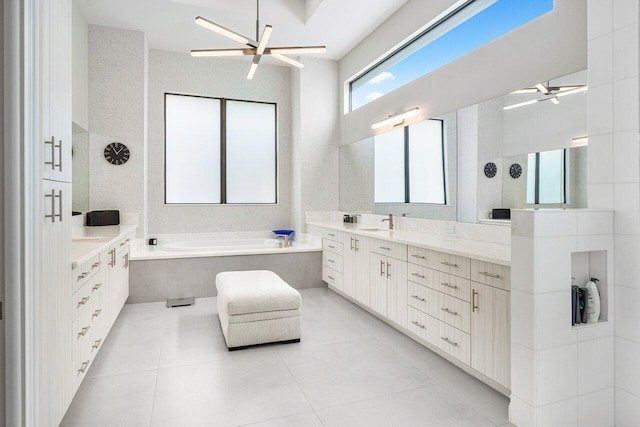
{"left": 572, "top": 319, "right": 608, "bottom": 329}
{"left": 571, "top": 250, "right": 608, "bottom": 326}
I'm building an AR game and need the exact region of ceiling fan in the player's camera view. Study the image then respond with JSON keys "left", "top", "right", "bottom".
{"left": 191, "top": 0, "right": 326, "bottom": 79}
{"left": 504, "top": 81, "right": 588, "bottom": 110}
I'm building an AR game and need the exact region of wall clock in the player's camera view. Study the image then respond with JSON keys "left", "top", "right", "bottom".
{"left": 484, "top": 162, "right": 497, "bottom": 178}
{"left": 104, "top": 142, "right": 130, "bottom": 165}
{"left": 510, "top": 163, "right": 523, "bottom": 179}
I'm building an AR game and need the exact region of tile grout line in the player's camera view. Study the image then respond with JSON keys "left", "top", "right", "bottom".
{"left": 147, "top": 309, "right": 169, "bottom": 427}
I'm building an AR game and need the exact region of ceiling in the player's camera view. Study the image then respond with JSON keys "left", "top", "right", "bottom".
{"left": 75, "top": 0, "right": 409, "bottom": 61}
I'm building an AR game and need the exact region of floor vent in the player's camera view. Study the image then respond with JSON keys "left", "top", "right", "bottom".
{"left": 166, "top": 297, "right": 195, "bottom": 308}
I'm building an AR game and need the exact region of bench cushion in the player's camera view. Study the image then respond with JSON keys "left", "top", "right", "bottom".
{"left": 216, "top": 270, "right": 301, "bottom": 316}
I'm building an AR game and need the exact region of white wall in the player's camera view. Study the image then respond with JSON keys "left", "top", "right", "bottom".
{"left": 0, "top": 0, "right": 5, "bottom": 423}
{"left": 147, "top": 49, "right": 293, "bottom": 234}
{"left": 339, "top": 0, "right": 587, "bottom": 145}
{"left": 290, "top": 58, "right": 340, "bottom": 232}
{"left": 72, "top": 2, "right": 88, "bottom": 131}
{"left": 88, "top": 25, "right": 148, "bottom": 235}
{"left": 586, "top": 0, "right": 640, "bottom": 423}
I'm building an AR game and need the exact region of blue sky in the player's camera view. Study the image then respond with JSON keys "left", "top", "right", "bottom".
{"left": 351, "top": 0, "right": 555, "bottom": 111}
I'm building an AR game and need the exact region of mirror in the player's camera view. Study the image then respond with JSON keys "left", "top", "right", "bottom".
{"left": 72, "top": 123, "right": 89, "bottom": 213}
{"left": 339, "top": 69, "right": 588, "bottom": 222}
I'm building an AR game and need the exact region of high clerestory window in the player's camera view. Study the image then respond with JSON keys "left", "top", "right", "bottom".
{"left": 164, "top": 93, "right": 277, "bottom": 204}
{"left": 349, "top": 0, "right": 555, "bottom": 111}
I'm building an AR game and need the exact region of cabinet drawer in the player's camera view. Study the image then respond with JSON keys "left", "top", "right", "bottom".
{"left": 426, "top": 287, "right": 471, "bottom": 333}
{"left": 321, "top": 228, "right": 344, "bottom": 242}
{"left": 408, "top": 306, "right": 438, "bottom": 343}
{"left": 407, "top": 281, "right": 427, "bottom": 312}
{"left": 371, "top": 238, "right": 407, "bottom": 261}
{"left": 323, "top": 251, "right": 344, "bottom": 272}
{"left": 408, "top": 246, "right": 439, "bottom": 267}
{"left": 323, "top": 239, "right": 344, "bottom": 255}
{"left": 471, "top": 260, "right": 511, "bottom": 291}
{"left": 409, "top": 247, "right": 470, "bottom": 278}
{"left": 437, "top": 320, "right": 471, "bottom": 365}
{"left": 72, "top": 279, "right": 96, "bottom": 320}
{"left": 408, "top": 264, "right": 471, "bottom": 302}
{"left": 322, "top": 266, "right": 343, "bottom": 291}
{"left": 72, "top": 253, "right": 101, "bottom": 293}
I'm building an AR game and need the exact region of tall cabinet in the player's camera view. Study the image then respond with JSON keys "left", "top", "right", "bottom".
{"left": 39, "top": 0, "right": 73, "bottom": 425}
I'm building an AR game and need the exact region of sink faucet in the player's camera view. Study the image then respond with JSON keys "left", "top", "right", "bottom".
{"left": 381, "top": 214, "right": 394, "bottom": 230}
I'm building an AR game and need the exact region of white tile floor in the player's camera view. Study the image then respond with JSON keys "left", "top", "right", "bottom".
{"left": 61, "top": 288, "right": 513, "bottom": 427}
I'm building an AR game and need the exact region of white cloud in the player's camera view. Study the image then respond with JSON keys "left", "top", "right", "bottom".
{"left": 369, "top": 71, "right": 396, "bottom": 84}
{"left": 365, "top": 92, "right": 384, "bottom": 101}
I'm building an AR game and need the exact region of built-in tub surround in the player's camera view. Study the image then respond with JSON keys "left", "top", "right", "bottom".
{"left": 128, "top": 231, "right": 323, "bottom": 303}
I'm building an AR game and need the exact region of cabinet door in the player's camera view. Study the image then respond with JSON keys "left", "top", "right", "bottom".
{"left": 353, "top": 236, "right": 370, "bottom": 306}
{"left": 343, "top": 233, "right": 357, "bottom": 298}
{"left": 369, "top": 253, "right": 388, "bottom": 316}
{"left": 387, "top": 258, "right": 408, "bottom": 329}
{"left": 471, "top": 282, "right": 510, "bottom": 389}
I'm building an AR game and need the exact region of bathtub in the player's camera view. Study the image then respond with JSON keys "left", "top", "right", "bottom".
{"left": 161, "top": 238, "right": 282, "bottom": 252}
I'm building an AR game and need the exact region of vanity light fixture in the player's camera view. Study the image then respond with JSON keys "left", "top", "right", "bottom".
{"left": 371, "top": 107, "right": 420, "bottom": 130}
{"left": 572, "top": 136, "right": 588, "bottom": 147}
{"left": 191, "top": 0, "right": 326, "bottom": 79}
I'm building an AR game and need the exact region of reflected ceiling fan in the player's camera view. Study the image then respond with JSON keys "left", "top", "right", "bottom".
{"left": 504, "top": 81, "right": 588, "bottom": 110}
{"left": 191, "top": 0, "right": 326, "bottom": 79}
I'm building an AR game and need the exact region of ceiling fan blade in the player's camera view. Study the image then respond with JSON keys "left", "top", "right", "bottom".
{"left": 256, "top": 25, "right": 272, "bottom": 55}
{"left": 195, "top": 16, "right": 257, "bottom": 47}
{"left": 535, "top": 83, "right": 550, "bottom": 94}
{"left": 511, "top": 87, "right": 538, "bottom": 94}
{"left": 270, "top": 53, "right": 304, "bottom": 68}
{"left": 247, "top": 55, "right": 262, "bottom": 80}
{"left": 191, "top": 48, "right": 256, "bottom": 57}
{"left": 267, "top": 46, "right": 326, "bottom": 55}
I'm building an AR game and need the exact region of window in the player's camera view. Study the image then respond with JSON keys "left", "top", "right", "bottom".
{"left": 374, "top": 119, "right": 446, "bottom": 204}
{"left": 165, "top": 94, "right": 277, "bottom": 204}
{"left": 526, "top": 149, "right": 567, "bottom": 205}
{"left": 350, "top": 0, "right": 554, "bottom": 111}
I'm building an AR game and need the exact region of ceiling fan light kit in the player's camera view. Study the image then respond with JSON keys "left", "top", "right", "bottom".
{"left": 191, "top": 0, "right": 326, "bottom": 79}
{"left": 504, "top": 81, "right": 588, "bottom": 111}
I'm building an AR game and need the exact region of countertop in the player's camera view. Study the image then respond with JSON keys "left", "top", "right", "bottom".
{"left": 71, "top": 224, "right": 138, "bottom": 269}
{"left": 307, "top": 221, "right": 511, "bottom": 266}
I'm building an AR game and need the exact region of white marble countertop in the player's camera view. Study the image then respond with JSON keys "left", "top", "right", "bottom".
{"left": 71, "top": 224, "right": 138, "bottom": 269}
{"left": 307, "top": 221, "right": 511, "bottom": 266}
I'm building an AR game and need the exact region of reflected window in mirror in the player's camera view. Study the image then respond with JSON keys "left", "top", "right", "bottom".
{"left": 374, "top": 119, "right": 446, "bottom": 205}
{"left": 526, "top": 149, "right": 567, "bottom": 205}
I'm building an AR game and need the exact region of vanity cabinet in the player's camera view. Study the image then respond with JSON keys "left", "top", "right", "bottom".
{"left": 470, "top": 266, "right": 511, "bottom": 389}
{"left": 343, "top": 233, "right": 370, "bottom": 304}
{"left": 370, "top": 241, "right": 408, "bottom": 329}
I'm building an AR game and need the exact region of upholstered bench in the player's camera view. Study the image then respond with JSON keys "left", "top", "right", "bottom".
{"left": 215, "top": 270, "right": 302, "bottom": 350}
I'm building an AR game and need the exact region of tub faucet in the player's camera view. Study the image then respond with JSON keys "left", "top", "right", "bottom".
{"left": 381, "top": 214, "right": 394, "bottom": 230}
{"left": 277, "top": 234, "right": 291, "bottom": 248}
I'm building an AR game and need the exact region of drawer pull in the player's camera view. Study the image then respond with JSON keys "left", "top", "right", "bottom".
{"left": 77, "top": 272, "right": 90, "bottom": 281}
{"left": 411, "top": 320, "right": 425, "bottom": 329}
{"left": 387, "top": 262, "right": 391, "bottom": 279}
{"left": 440, "top": 282, "right": 458, "bottom": 290}
{"left": 411, "top": 254, "right": 426, "bottom": 259}
{"left": 78, "top": 360, "right": 90, "bottom": 374}
{"left": 411, "top": 272, "right": 425, "bottom": 279}
{"left": 92, "top": 339, "right": 103, "bottom": 349}
{"left": 441, "top": 337, "right": 458, "bottom": 347}
{"left": 472, "top": 289, "right": 479, "bottom": 312}
{"left": 441, "top": 261, "right": 459, "bottom": 268}
{"left": 328, "top": 233, "right": 335, "bottom": 237}
{"left": 77, "top": 296, "right": 90, "bottom": 307}
{"left": 91, "top": 261, "right": 101, "bottom": 269}
{"left": 77, "top": 325, "right": 90, "bottom": 338}
{"left": 328, "top": 275, "right": 335, "bottom": 280}
{"left": 120, "top": 239, "right": 130, "bottom": 247}
{"left": 92, "top": 283, "right": 102, "bottom": 291}
{"left": 380, "top": 246, "right": 391, "bottom": 251}
{"left": 411, "top": 295, "right": 426, "bottom": 302}
{"left": 441, "top": 307, "right": 458, "bottom": 316}
{"left": 328, "top": 259, "right": 335, "bottom": 263}
{"left": 92, "top": 308, "right": 102, "bottom": 318}
{"left": 479, "top": 271, "right": 501, "bottom": 279}
{"left": 328, "top": 245, "right": 335, "bottom": 249}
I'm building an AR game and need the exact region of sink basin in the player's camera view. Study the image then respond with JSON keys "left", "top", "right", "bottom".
{"left": 359, "top": 228, "right": 385, "bottom": 232}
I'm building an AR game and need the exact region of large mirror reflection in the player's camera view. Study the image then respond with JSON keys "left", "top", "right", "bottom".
{"left": 339, "top": 69, "right": 588, "bottom": 223}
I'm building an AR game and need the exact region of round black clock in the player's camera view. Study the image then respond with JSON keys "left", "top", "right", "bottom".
{"left": 484, "top": 162, "right": 497, "bottom": 178}
{"left": 104, "top": 142, "right": 130, "bottom": 165}
{"left": 510, "top": 163, "right": 523, "bottom": 179}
